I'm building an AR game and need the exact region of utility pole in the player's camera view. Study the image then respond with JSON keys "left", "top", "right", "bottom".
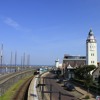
{"left": 59, "top": 92, "right": 61, "bottom": 100}
{"left": 15, "top": 51, "right": 17, "bottom": 72}
{"left": 50, "top": 84, "right": 52, "bottom": 100}
{"left": 23, "top": 53, "right": 25, "bottom": 69}
{"left": 0, "top": 44, "right": 3, "bottom": 67}
{"left": 27, "top": 54, "right": 30, "bottom": 68}
{"left": 21, "top": 56, "right": 23, "bottom": 71}
{"left": 10, "top": 52, "right": 12, "bottom": 72}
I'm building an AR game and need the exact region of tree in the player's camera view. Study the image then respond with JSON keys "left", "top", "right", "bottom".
{"left": 56, "top": 68, "right": 61, "bottom": 77}
{"left": 75, "top": 65, "right": 96, "bottom": 80}
{"left": 75, "top": 65, "right": 96, "bottom": 92}
{"left": 98, "top": 75, "right": 100, "bottom": 85}
{"left": 85, "top": 74, "right": 93, "bottom": 92}
{"left": 84, "top": 65, "right": 96, "bottom": 74}
{"left": 74, "top": 67, "right": 84, "bottom": 79}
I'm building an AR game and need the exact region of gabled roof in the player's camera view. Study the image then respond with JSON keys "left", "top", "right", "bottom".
{"left": 92, "top": 66, "right": 100, "bottom": 74}
{"left": 67, "top": 64, "right": 74, "bottom": 69}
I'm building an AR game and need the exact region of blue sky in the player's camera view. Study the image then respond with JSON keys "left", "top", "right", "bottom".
{"left": 0, "top": 0, "right": 100, "bottom": 65}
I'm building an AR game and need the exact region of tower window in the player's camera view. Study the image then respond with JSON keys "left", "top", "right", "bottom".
{"left": 91, "top": 61, "right": 94, "bottom": 64}
{"left": 91, "top": 53, "right": 94, "bottom": 56}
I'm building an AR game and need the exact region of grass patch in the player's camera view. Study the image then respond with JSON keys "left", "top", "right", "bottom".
{"left": 0, "top": 75, "right": 33, "bottom": 100}
{"left": 84, "top": 95, "right": 90, "bottom": 99}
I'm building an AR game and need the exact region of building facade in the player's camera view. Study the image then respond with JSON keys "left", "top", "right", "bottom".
{"left": 86, "top": 29, "right": 97, "bottom": 67}
{"left": 63, "top": 54, "right": 86, "bottom": 68}
{"left": 62, "top": 55, "right": 86, "bottom": 79}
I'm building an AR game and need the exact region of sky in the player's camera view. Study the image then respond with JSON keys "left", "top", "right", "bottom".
{"left": 0, "top": 0, "right": 100, "bottom": 65}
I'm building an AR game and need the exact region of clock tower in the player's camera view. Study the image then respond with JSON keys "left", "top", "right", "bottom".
{"left": 86, "top": 29, "right": 97, "bottom": 67}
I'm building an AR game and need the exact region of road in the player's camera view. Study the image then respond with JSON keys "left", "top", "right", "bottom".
{"left": 42, "top": 72, "right": 79, "bottom": 100}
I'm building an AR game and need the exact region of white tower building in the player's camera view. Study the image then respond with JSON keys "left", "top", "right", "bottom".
{"left": 86, "top": 29, "right": 97, "bottom": 67}
{"left": 55, "top": 59, "right": 59, "bottom": 68}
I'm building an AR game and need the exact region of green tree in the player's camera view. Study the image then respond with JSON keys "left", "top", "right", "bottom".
{"left": 98, "top": 75, "right": 100, "bottom": 85}
{"left": 75, "top": 65, "right": 96, "bottom": 92}
{"left": 75, "top": 67, "right": 84, "bottom": 79}
{"left": 56, "top": 68, "right": 61, "bottom": 78}
{"left": 84, "top": 65, "right": 96, "bottom": 74}
{"left": 84, "top": 74, "right": 93, "bottom": 92}
{"left": 75, "top": 65, "right": 96, "bottom": 80}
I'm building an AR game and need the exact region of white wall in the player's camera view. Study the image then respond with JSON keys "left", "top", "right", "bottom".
{"left": 86, "top": 42, "right": 97, "bottom": 67}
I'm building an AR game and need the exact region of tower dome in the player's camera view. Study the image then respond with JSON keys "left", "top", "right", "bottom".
{"left": 87, "top": 29, "right": 96, "bottom": 43}
{"left": 89, "top": 29, "right": 94, "bottom": 35}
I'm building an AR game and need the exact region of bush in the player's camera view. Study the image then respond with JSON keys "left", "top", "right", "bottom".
{"left": 89, "top": 85, "right": 100, "bottom": 94}
{"left": 84, "top": 95, "right": 90, "bottom": 99}
{"left": 73, "top": 79, "right": 100, "bottom": 94}
{"left": 72, "top": 79, "right": 85, "bottom": 85}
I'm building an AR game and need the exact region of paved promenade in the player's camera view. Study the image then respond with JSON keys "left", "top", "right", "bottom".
{"left": 28, "top": 75, "right": 39, "bottom": 100}
{"left": 75, "top": 86, "right": 95, "bottom": 100}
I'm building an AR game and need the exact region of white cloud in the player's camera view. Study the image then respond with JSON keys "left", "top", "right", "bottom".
{"left": 4, "top": 17, "right": 20, "bottom": 29}
{"left": 2, "top": 16, "right": 32, "bottom": 33}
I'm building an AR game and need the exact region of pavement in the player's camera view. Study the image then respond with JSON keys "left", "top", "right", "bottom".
{"left": 75, "top": 86, "right": 95, "bottom": 100}
{"left": 27, "top": 75, "right": 39, "bottom": 100}
{"left": 28, "top": 72, "right": 96, "bottom": 100}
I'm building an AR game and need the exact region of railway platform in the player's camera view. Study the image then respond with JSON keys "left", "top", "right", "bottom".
{"left": 28, "top": 75, "right": 39, "bottom": 100}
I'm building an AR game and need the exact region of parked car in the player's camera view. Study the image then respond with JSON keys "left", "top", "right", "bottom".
{"left": 96, "top": 96, "right": 100, "bottom": 100}
{"left": 56, "top": 78, "right": 63, "bottom": 83}
{"left": 53, "top": 75, "right": 58, "bottom": 79}
{"left": 63, "top": 82, "right": 69, "bottom": 87}
{"left": 64, "top": 83, "right": 75, "bottom": 91}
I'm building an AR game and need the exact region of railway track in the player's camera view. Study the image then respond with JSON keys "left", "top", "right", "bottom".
{"left": 0, "top": 70, "right": 34, "bottom": 84}
{"left": 0, "top": 73, "right": 17, "bottom": 82}
{"left": 13, "top": 76, "right": 33, "bottom": 100}
{"left": 0, "top": 69, "right": 35, "bottom": 97}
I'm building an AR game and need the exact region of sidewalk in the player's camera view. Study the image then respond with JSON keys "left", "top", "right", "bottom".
{"left": 75, "top": 86, "right": 95, "bottom": 100}
{"left": 28, "top": 75, "right": 39, "bottom": 100}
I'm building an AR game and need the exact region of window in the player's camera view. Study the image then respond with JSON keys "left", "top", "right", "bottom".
{"left": 91, "top": 61, "right": 94, "bottom": 64}
{"left": 91, "top": 53, "right": 94, "bottom": 56}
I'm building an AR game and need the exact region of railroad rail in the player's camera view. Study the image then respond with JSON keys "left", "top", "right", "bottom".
{"left": 0, "top": 69, "right": 35, "bottom": 96}
{"left": 0, "top": 73, "right": 15, "bottom": 82}
{"left": 13, "top": 76, "right": 33, "bottom": 100}
{"left": 0, "top": 69, "right": 34, "bottom": 84}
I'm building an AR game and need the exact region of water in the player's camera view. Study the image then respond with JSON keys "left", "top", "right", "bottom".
{"left": 0, "top": 67, "right": 17, "bottom": 74}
